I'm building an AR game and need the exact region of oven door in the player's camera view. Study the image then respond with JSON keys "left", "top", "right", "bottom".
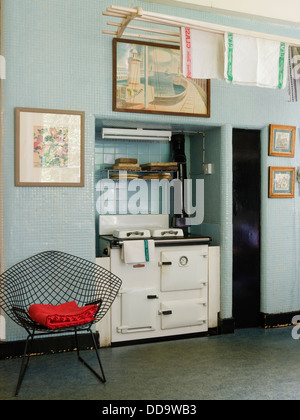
{"left": 117, "top": 288, "right": 158, "bottom": 334}
{"left": 160, "top": 299, "right": 207, "bottom": 330}
{"left": 160, "top": 247, "right": 208, "bottom": 291}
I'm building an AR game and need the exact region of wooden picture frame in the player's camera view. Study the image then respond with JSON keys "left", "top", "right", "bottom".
{"left": 113, "top": 38, "right": 210, "bottom": 118}
{"left": 268, "top": 166, "right": 295, "bottom": 198}
{"left": 269, "top": 124, "right": 296, "bottom": 157}
{"left": 15, "top": 108, "right": 85, "bottom": 187}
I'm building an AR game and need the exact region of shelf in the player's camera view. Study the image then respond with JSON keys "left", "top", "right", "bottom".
{"left": 101, "top": 168, "right": 178, "bottom": 181}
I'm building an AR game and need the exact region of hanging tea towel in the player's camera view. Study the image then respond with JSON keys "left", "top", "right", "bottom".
{"left": 121, "top": 240, "right": 155, "bottom": 264}
{"left": 224, "top": 32, "right": 288, "bottom": 89}
{"left": 181, "top": 27, "right": 224, "bottom": 79}
{"left": 288, "top": 46, "right": 300, "bottom": 101}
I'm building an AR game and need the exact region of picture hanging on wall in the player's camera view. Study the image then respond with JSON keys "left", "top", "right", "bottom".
{"left": 269, "top": 124, "right": 296, "bottom": 157}
{"left": 15, "top": 108, "right": 85, "bottom": 187}
{"left": 113, "top": 38, "right": 210, "bottom": 118}
{"left": 268, "top": 166, "right": 295, "bottom": 198}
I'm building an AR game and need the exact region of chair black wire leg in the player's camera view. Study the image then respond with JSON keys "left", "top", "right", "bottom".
{"left": 15, "top": 330, "right": 35, "bottom": 396}
{"left": 74, "top": 328, "right": 81, "bottom": 360}
{"left": 89, "top": 327, "right": 106, "bottom": 383}
{"left": 74, "top": 327, "right": 106, "bottom": 383}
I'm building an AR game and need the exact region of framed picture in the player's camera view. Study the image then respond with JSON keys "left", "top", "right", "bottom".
{"left": 113, "top": 38, "right": 210, "bottom": 118}
{"left": 269, "top": 124, "right": 296, "bottom": 157}
{"left": 269, "top": 166, "right": 295, "bottom": 198}
{"left": 15, "top": 108, "right": 85, "bottom": 187}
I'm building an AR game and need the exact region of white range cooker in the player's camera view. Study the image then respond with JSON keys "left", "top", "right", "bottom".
{"left": 97, "top": 215, "right": 220, "bottom": 345}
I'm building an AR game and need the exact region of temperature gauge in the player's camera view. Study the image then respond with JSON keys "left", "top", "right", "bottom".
{"left": 179, "top": 256, "right": 189, "bottom": 266}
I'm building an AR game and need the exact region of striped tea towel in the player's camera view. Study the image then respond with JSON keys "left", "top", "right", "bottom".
{"left": 288, "top": 46, "right": 300, "bottom": 102}
{"left": 181, "top": 27, "right": 224, "bottom": 79}
{"left": 224, "top": 32, "right": 288, "bottom": 89}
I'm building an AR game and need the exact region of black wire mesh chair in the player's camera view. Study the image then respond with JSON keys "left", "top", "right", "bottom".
{"left": 0, "top": 250, "right": 122, "bottom": 396}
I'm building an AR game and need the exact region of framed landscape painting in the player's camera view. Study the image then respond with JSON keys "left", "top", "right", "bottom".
{"left": 15, "top": 108, "right": 85, "bottom": 187}
{"left": 113, "top": 38, "right": 210, "bottom": 118}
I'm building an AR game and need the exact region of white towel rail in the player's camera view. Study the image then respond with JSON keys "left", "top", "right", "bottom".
{"left": 102, "top": 5, "right": 300, "bottom": 47}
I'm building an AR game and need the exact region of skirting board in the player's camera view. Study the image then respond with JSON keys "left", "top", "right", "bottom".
{"left": 218, "top": 311, "right": 300, "bottom": 332}
{"left": 261, "top": 311, "right": 300, "bottom": 329}
{"left": 0, "top": 332, "right": 100, "bottom": 360}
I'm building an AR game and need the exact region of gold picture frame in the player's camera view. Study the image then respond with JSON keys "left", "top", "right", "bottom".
{"left": 269, "top": 124, "right": 296, "bottom": 157}
{"left": 15, "top": 108, "right": 85, "bottom": 187}
{"left": 269, "top": 166, "right": 295, "bottom": 198}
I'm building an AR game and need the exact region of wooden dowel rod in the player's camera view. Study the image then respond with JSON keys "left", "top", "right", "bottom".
{"left": 104, "top": 5, "right": 300, "bottom": 46}
{"left": 121, "top": 32, "right": 180, "bottom": 43}
{"left": 107, "top": 21, "right": 180, "bottom": 37}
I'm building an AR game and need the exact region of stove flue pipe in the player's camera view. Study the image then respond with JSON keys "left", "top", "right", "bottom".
{"left": 171, "top": 134, "right": 190, "bottom": 236}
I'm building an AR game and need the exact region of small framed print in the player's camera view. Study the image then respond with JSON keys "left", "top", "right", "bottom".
{"left": 269, "top": 124, "right": 296, "bottom": 157}
{"left": 15, "top": 108, "right": 85, "bottom": 187}
{"left": 269, "top": 166, "right": 295, "bottom": 198}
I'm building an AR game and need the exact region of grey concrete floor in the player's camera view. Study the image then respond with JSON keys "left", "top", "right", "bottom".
{"left": 0, "top": 326, "right": 300, "bottom": 400}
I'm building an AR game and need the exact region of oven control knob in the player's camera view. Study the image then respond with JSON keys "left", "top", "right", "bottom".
{"left": 179, "top": 256, "right": 188, "bottom": 266}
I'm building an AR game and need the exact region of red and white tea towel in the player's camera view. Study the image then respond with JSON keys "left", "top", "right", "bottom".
{"left": 181, "top": 27, "right": 224, "bottom": 80}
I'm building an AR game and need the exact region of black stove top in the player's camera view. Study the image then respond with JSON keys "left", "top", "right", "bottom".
{"left": 99, "top": 233, "right": 212, "bottom": 248}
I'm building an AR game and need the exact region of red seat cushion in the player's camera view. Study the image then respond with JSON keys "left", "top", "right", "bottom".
{"left": 28, "top": 301, "right": 98, "bottom": 329}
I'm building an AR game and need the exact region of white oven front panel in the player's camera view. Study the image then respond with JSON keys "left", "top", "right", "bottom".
{"left": 160, "top": 248, "right": 208, "bottom": 291}
{"left": 109, "top": 244, "right": 210, "bottom": 343}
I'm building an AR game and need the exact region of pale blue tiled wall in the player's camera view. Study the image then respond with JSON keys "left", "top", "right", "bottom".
{"left": 2, "top": 0, "right": 300, "bottom": 339}
{"left": 190, "top": 128, "right": 221, "bottom": 247}
{"left": 190, "top": 126, "right": 232, "bottom": 319}
{"left": 94, "top": 137, "right": 171, "bottom": 213}
{"left": 94, "top": 137, "right": 171, "bottom": 254}
{"left": 260, "top": 127, "right": 300, "bottom": 314}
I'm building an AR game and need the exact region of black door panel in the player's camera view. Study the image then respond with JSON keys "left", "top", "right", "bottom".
{"left": 233, "top": 129, "right": 261, "bottom": 328}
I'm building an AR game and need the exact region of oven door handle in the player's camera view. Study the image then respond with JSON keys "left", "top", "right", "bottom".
{"left": 159, "top": 310, "right": 173, "bottom": 315}
{"left": 147, "top": 295, "right": 159, "bottom": 299}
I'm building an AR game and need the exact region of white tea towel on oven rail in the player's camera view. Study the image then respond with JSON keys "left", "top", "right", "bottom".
{"left": 181, "top": 27, "right": 224, "bottom": 79}
{"left": 121, "top": 240, "right": 155, "bottom": 264}
{"left": 288, "top": 46, "right": 300, "bottom": 101}
{"left": 224, "top": 32, "right": 288, "bottom": 89}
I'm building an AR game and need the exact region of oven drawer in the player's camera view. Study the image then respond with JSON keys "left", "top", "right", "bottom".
{"left": 160, "top": 249, "right": 208, "bottom": 291}
{"left": 160, "top": 299, "right": 207, "bottom": 330}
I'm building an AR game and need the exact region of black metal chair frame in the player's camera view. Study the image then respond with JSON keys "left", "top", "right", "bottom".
{"left": 0, "top": 250, "right": 122, "bottom": 396}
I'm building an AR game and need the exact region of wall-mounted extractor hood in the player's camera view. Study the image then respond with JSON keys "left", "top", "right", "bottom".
{"left": 102, "top": 128, "right": 172, "bottom": 141}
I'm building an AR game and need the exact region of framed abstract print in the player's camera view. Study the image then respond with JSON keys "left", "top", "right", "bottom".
{"left": 269, "top": 166, "right": 295, "bottom": 198}
{"left": 269, "top": 124, "right": 296, "bottom": 157}
{"left": 15, "top": 108, "right": 85, "bottom": 187}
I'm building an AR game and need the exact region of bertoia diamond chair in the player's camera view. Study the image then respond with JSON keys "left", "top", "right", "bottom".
{"left": 0, "top": 250, "right": 122, "bottom": 396}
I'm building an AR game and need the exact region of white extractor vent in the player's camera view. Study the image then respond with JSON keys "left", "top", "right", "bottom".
{"left": 102, "top": 128, "right": 172, "bottom": 141}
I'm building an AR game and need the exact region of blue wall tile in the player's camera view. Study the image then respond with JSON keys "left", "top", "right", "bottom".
{"left": 2, "top": 0, "right": 300, "bottom": 340}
